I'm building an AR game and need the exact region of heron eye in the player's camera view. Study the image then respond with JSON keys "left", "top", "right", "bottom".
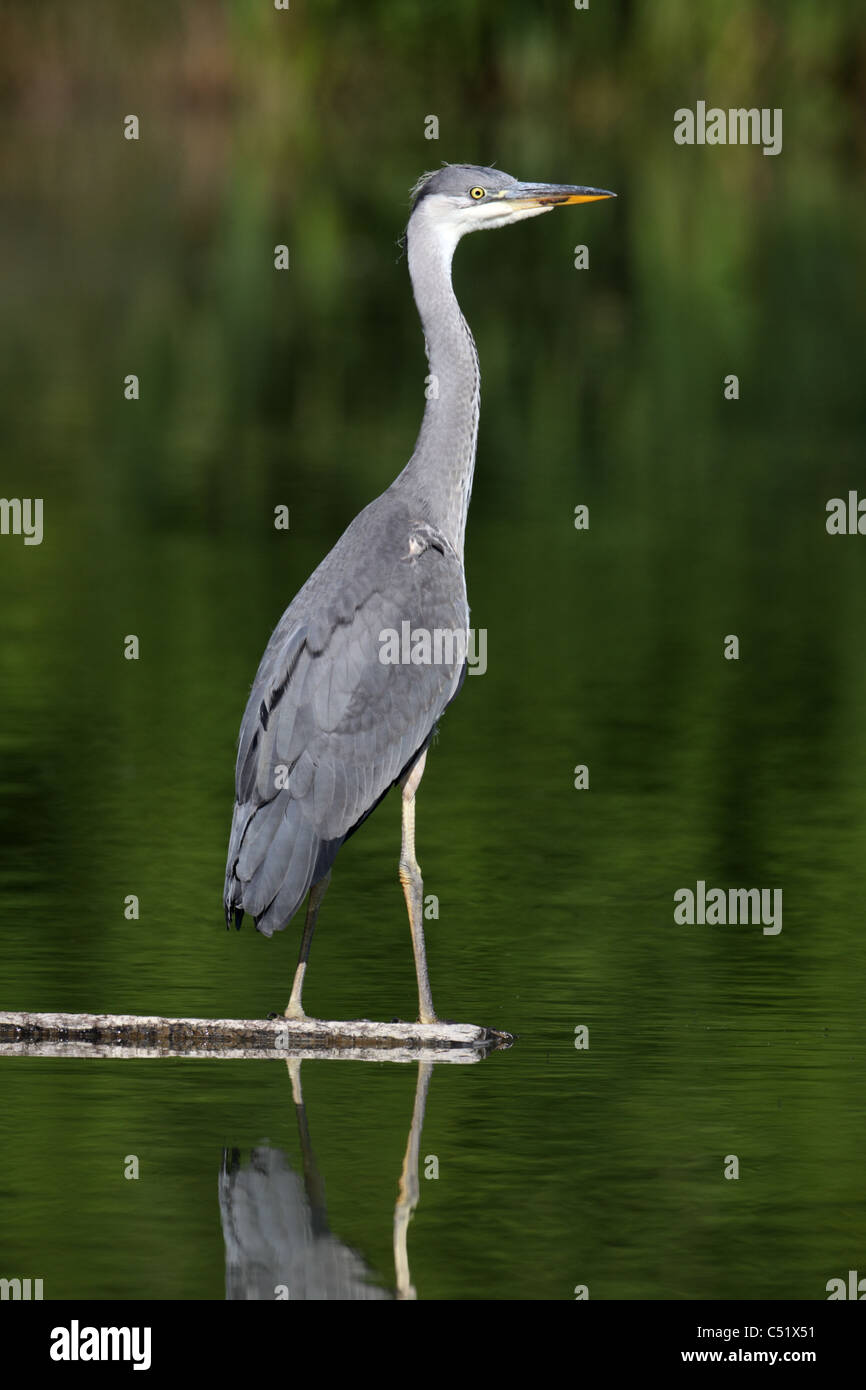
{"left": 469, "top": 187, "right": 486, "bottom": 200}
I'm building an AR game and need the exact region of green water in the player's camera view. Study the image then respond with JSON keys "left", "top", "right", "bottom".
{"left": 1, "top": 2, "right": 865, "bottom": 1300}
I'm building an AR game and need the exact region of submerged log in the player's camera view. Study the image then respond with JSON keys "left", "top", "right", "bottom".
{"left": 0, "top": 1010, "right": 512, "bottom": 1064}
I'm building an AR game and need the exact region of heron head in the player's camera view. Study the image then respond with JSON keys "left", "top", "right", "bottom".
{"left": 407, "top": 163, "right": 615, "bottom": 253}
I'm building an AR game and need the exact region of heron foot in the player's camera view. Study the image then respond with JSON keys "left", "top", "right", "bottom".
{"left": 283, "top": 1004, "right": 308, "bottom": 1022}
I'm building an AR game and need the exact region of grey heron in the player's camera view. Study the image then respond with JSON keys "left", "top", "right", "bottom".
{"left": 224, "top": 164, "right": 615, "bottom": 1023}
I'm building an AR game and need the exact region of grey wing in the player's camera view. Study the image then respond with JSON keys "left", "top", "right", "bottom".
{"left": 224, "top": 519, "right": 467, "bottom": 937}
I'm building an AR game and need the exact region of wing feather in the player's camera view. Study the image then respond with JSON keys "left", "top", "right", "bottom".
{"left": 224, "top": 495, "right": 468, "bottom": 934}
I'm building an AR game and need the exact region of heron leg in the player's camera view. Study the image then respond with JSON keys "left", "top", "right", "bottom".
{"left": 399, "top": 750, "right": 437, "bottom": 1024}
{"left": 285, "top": 871, "right": 331, "bottom": 1020}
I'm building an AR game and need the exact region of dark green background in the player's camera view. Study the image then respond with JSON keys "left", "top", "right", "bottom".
{"left": 1, "top": 0, "right": 864, "bottom": 1299}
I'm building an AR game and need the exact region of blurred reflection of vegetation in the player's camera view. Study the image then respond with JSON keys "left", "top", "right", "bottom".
{"left": 0, "top": 0, "right": 865, "bottom": 1299}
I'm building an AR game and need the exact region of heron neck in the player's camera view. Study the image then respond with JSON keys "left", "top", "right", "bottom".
{"left": 393, "top": 225, "right": 480, "bottom": 561}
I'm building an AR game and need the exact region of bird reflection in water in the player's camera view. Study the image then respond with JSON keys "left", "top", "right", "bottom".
{"left": 219, "top": 1062, "right": 432, "bottom": 1300}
